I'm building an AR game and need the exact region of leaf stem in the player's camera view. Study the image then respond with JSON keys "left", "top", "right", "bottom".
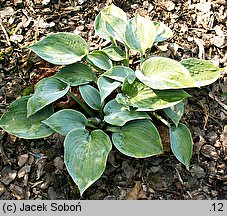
{"left": 140, "top": 53, "right": 145, "bottom": 64}
{"left": 125, "top": 46, "right": 130, "bottom": 67}
{"left": 106, "top": 126, "right": 120, "bottom": 133}
{"left": 150, "top": 112, "right": 170, "bottom": 127}
{"left": 110, "top": 37, "right": 117, "bottom": 47}
{"left": 67, "top": 91, "right": 94, "bottom": 116}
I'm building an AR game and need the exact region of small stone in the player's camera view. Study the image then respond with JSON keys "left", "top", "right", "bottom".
{"left": 18, "top": 154, "right": 29, "bottom": 167}
{"left": 0, "top": 182, "right": 6, "bottom": 196}
{"left": 201, "top": 145, "right": 219, "bottom": 160}
{"left": 9, "top": 184, "right": 25, "bottom": 200}
{"left": 190, "top": 165, "right": 206, "bottom": 178}
{"left": 0, "top": 7, "right": 15, "bottom": 18}
{"left": 216, "top": 0, "right": 226, "bottom": 5}
{"left": 78, "top": 0, "right": 87, "bottom": 4}
{"left": 42, "top": 0, "right": 50, "bottom": 5}
{"left": 122, "top": 161, "right": 135, "bottom": 180}
{"left": 211, "top": 190, "right": 218, "bottom": 197}
{"left": 53, "top": 157, "right": 64, "bottom": 170}
{"left": 18, "top": 165, "right": 31, "bottom": 178}
{"left": 13, "top": 0, "right": 23, "bottom": 8}
{"left": 211, "top": 36, "right": 225, "bottom": 48}
{"left": 48, "top": 187, "right": 57, "bottom": 199}
{"left": 0, "top": 166, "right": 17, "bottom": 185}
{"left": 165, "top": 1, "right": 175, "bottom": 11}
{"left": 104, "top": 195, "right": 117, "bottom": 200}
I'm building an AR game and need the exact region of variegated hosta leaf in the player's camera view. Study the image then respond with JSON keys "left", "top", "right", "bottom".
{"left": 42, "top": 109, "right": 87, "bottom": 136}
{"left": 181, "top": 58, "right": 221, "bottom": 86}
{"left": 116, "top": 80, "right": 190, "bottom": 111}
{"left": 104, "top": 99, "right": 150, "bottom": 126}
{"left": 136, "top": 57, "right": 198, "bottom": 89}
{"left": 112, "top": 120, "right": 163, "bottom": 158}
{"left": 102, "top": 46, "right": 125, "bottom": 61}
{"left": 28, "top": 33, "right": 89, "bottom": 65}
{"left": 86, "top": 51, "right": 112, "bottom": 71}
{"left": 79, "top": 85, "right": 102, "bottom": 110}
{"left": 0, "top": 96, "right": 54, "bottom": 139}
{"left": 54, "top": 63, "right": 97, "bottom": 86}
{"left": 163, "top": 101, "right": 184, "bottom": 127}
{"left": 27, "top": 77, "right": 70, "bottom": 117}
{"left": 170, "top": 123, "right": 193, "bottom": 170}
{"left": 153, "top": 21, "right": 173, "bottom": 43}
{"left": 64, "top": 128, "right": 112, "bottom": 195}
{"left": 125, "top": 15, "right": 156, "bottom": 54}
{"left": 103, "top": 66, "right": 135, "bottom": 84}
{"left": 97, "top": 77, "right": 121, "bottom": 103}
{"left": 94, "top": 4, "right": 127, "bottom": 43}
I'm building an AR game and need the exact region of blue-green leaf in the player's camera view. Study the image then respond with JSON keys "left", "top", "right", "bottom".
{"left": 64, "top": 128, "right": 112, "bottom": 195}
{"left": 103, "top": 66, "right": 135, "bottom": 84}
{"left": 116, "top": 80, "right": 190, "bottom": 111}
{"left": 94, "top": 4, "right": 127, "bottom": 43}
{"left": 181, "top": 58, "right": 221, "bottom": 87}
{"left": 102, "top": 46, "right": 125, "bottom": 61}
{"left": 97, "top": 77, "right": 121, "bottom": 103}
{"left": 170, "top": 123, "right": 193, "bottom": 170}
{"left": 86, "top": 51, "right": 112, "bottom": 70}
{"left": 163, "top": 101, "right": 184, "bottom": 127}
{"left": 27, "top": 77, "right": 70, "bottom": 117}
{"left": 112, "top": 120, "right": 163, "bottom": 158}
{"left": 104, "top": 99, "right": 150, "bottom": 126}
{"left": 125, "top": 15, "right": 156, "bottom": 54}
{"left": 0, "top": 96, "right": 54, "bottom": 139}
{"left": 29, "top": 33, "right": 89, "bottom": 65}
{"left": 153, "top": 21, "right": 173, "bottom": 43}
{"left": 42, "top": 109, "right": 87, "bottom": 136}
{"left": 54, "top": 63, "right": 97, "bottom": 86}
{"left": 136, "top": 57, "right": 198, "bottom": 89}
{"left": 79, "top": 85, "right": 102, "bottom": 110}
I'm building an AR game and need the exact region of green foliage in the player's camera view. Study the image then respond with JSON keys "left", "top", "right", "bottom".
{"left": 0, "top": 4, "right": 222, "bottom": 196}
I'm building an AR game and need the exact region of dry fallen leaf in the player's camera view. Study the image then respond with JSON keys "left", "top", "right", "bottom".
{"left": 194, "top": 135, "right": 206, "bottom": 154}
{"left": 220, "top": 125, "right": 227, "bottom": 156}
{"left": 125, "top": 181, "right": 147, "bottom": 200}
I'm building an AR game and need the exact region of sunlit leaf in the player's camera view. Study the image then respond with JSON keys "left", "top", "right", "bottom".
{"left": 102, "top": 46, "right": 125, "bottom": 61}
{"left": 0, "top": 96, "right": 54, "bottom": 139}
{"left": 136, "top": 57, "right": 198, "bottom": 89}
{"left": 153, "top": 21, "right": 173, "bottom": 42}
{"left": 116, "top": 80, "right": 190, "bottom": 111}
{"left": 104, "top": 99, "right": 150, "bottom": 126}
{"left": 163, "top": 101, "right": 184, "bottom": 127}
{"left": 112, "top": 120, "right": 163, "bottom": 158}
{"left": 29, "top": 33, "right": 89, "bottom": 65}
{"left": 27, "top": 77, "right": 70, "bottom": 117}
{"left": 181, "top": 58, "right": 221, "bottom": 86}
{"left": 86, "top": 51, "right": 112, "bottom": 70}
{"left": 64, "top": 128, "right": 112, "bottom": 195}
{"left": 125, "top": 15, "right": 156, "bottom": 54}
{"left": 54, "top": 63, "right": 97, "bottom": 86}
{"left": 103, "top": 66, "right": 135, "bottom": 84}
{"left": 94, "top": 4, "right": 127, "bottom": 43}
{"left": 170, "top": 123, "right": 193, "bottom": 170}
{"left": 42, "top": 109, "right": 87, "bottom": 136}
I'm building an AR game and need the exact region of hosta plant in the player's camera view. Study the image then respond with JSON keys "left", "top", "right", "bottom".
{"left": 0, "top": 4, "right": 221, "bottom": 195}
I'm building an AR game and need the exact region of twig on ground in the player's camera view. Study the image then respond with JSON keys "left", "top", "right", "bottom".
{"left": 0, "top": 19, "right": 11, "bottom": 46}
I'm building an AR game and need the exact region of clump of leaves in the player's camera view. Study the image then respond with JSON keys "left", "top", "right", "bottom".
{"left": 0, "top": 4, "right": 221, "bottom": 195}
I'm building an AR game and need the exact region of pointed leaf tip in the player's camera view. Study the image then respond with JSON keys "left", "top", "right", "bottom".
{"left": 64, "top": 129, "right": 112, "bottom": 195}
{"left": 170, "top": 123, "right": 193, "bottom": 170}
